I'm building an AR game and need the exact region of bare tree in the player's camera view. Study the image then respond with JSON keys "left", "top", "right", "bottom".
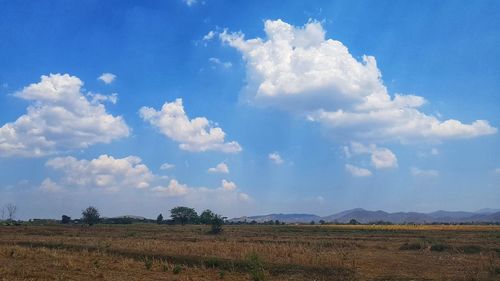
{"left": 0, "top": 206, "right": 5, "bottom": 220}
{"left": 6, "top": 203, "right": 17, "bottom": 221}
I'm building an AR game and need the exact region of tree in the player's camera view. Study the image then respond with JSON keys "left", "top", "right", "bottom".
{"left": 82, "top": 206, "right": 100, "bottom": 226}
{"left": 170, "top": 206, "right": 198, "bottom": 225}
{"left": 199, "top": 209, "right": 215, "bottom": 224}
{"left": 6, "top": 203, "right": 17, "bottom": 221}
{"left": 210, "top": 214, "right": 225, "bottom": 234}
{"left": 274, "top": 220, "right": 280, "bottom": 225}
{"left": 349, "top": 219, "right": 359, "bottom": 225}
{"left": 0, "top": 206, "right": 5, "bottom": 220}
{"left": 61, "top": 215, "right": 71, "bottom": 224}
{"left": 319, "top": 219, "right": 326, "bottom": 225}
{"left": 156, "top": 213, "right": 163, "bottom": 224}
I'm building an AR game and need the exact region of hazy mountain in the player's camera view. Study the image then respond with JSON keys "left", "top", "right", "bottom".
{"left": 230, "top": 213, "right": 321, "bottom": 223}
{"left": 231, "top": 208, "right": 500, "bottom": 224}
{"left": 475, "top": 208, "right": 500, "bottom": 214}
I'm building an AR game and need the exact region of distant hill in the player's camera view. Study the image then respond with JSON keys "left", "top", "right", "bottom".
{"left": 229, "top": 213, "right": 321, "bottom": 223}
{"left": 230, "top": 208, "right": 500, "bottom": 224}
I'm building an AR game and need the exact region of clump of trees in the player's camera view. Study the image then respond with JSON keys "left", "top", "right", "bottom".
{"left": 170, "top": 206, "right": 198, "bottom": 225}
{"left": 82, "top": 206, "right": 100, "bottom": 226}
{"left": 61, "top": 215, "right": 71, "bottom": 224}
{"left": 168, "top": 206, "right": 226, "bottom": 234}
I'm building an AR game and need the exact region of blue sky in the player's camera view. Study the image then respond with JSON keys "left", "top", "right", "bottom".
{"left": 0, "top": 0, "right": 499, "bottom": 219}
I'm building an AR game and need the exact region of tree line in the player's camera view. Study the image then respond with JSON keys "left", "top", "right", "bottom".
{"left": 73, "top": 206, "right": 226, "bottom": 234}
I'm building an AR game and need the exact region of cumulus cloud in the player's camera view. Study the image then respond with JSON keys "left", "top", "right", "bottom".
{"left": 268, "top": 152, "right": 284, "bottom": 164}
{"left": 345, "top": 142, "right": 398, "bottom": 169}
{"left": 221, "top": 179, "right": 236, "bottom": 190}
{"left": 153, "top": 178, "right": 248, "bottom": 203}
{"left": 152, "top": 179, "right": 189, "bottom": 196}
{"left": 410, "top": 167, "right": 439, "bottom": 177}
{"left": 40, "top": 178, "right": 63, "bottom": 193}
{"left": 41, "top": 155, "right": 251, "bottom": 203}
{"left": 208, "top": 162, "right": 229, "bottom": 174}
{"left": 203, "top": 31, "right": 216, "bottom": 41}
{"left": 0, "top": 74, "right": 129, "bottom": 157}
{"left": 160, "top": 163, "right": 175, "bottom": 170}
{"left": 221, "top": 19, "right": 496, "bottom": 143}
{"left": 98, "top": 73, "right": 116, "bottom": 84}
{"left": 140, "top": 98, "right": 242, "bottom": 153}
{"left": 345, "top": 164, "right": 372, "bottom": 177}
{"left": 209, "top": 57, "right": 232, "bottom": 68}
{"left": 88, "top": 92, "right": 118, "bottom": 104}
{"left": 44, "top": 155, "right": 154, "bottom": 192}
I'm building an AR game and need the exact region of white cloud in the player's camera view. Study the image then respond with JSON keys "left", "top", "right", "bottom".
{"left": 410, "top": 167, "right": 439, "bottom": 177}
{"left": 44, "top": 155, "right": 154, "bottom": 192}
{"left": 371, "top": 148, "right": 398, "bottom": 169}
{"left": 346, "top": 142, "right": 398, "bottom": 169}
{"left": 98, "top": 73, "right": 116, "bottom": 84}
{"left": 153, "top": 178, "right": 248, "bottom": 202}
{"left": 493, "top": 168, "right": 500, "bottom": 174}
{"left": 203, "top": 31, "right": 216, "bottom": 41}
{"left": 88, "top": 92, "right": 118, "bottom": 104}
{"left": 238, "top": 192, "right": 251, "bottom": 202}
{"left": 152, "top": 179, "right": 189, "bottom": 196}
{"left": 431, "top": 148, "right": 439, "bottom": 155}
{"left": 268, "top": 152, "right": 284, "bottom": 164}
{"left": 140, "top": 98, "right": 242, "bottom": 153}
{"left": 0, "top": 74, "right": 129, "bottom": 157}
{"left": 221, "top": 179, "right": 236, "bottom": 190}
{"left": 183, "top": 0, "right": 197, "bottom": 6}
{"left": 221, "top": 19, "right": 496, "bottom": 143}
{"left": 40, "top": 178, "right": 62, "bottom": 193}
{"left": 160, "top": 163, "right": 175, "bottom": 170}
{"left": 41, "top": 155, "right": 250, "bottom": 202}
{"left": 208, "top": 162, "right": 229, "bottom": 174}
{"left": 345, "top": 164, "right": 372, "bottom": 177}
{"left": 209, "top": 57, "right": 232, "bottom": 68}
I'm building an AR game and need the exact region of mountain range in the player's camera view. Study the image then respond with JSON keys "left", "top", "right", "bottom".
{"left": 230, "top": 208, "right": 500, "bottom": 224}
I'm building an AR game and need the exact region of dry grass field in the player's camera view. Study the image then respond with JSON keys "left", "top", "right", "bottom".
{"left": 1, "top": 224, "right": 499, "bottom": 280}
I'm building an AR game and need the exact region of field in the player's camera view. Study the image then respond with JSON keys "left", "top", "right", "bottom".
{"left": 1, "top": 224, "right": 499, "bottom": 280}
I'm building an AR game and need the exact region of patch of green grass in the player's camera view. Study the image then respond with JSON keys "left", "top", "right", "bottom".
{"left": 399, "top": 242, "right": 423, "bottom": 251}
{"left": 430, "top": 243, "right": 449, "bottom": 252}
{"left": 247, "top": 252, "right": 265, "bottom": 281}
{"left": 173, "top": 264, "right": 182, "bottom": 274}
{"left": 459, "top": 245, "right": 481, "bottom": 254}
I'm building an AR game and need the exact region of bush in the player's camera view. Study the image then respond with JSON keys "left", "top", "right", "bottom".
{"left": 144, "top": 258, "right": 153, "bottom": 270}
{"left": 247, "top": 252, "right": 265, "bottom": 281}
{"left": 460, "top": 245, "right": 481, "bottom": 254}
{"left": 210, "top": 215, "right": 224, "bottom": 234}
{"left": 430, "top": 243, "right": 449, "bottom": 252}
{"left": 173, "top": 264, "right": 182, "bottom": 274}
{"left": 399, "top": 242, "right": 423, "bottom": 251}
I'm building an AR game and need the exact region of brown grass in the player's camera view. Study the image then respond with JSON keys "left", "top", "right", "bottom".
{"left": 0, "top": 224, "right": 499, "bottom": 280}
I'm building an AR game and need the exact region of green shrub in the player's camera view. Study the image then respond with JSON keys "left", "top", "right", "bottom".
{"left": 430, "top": 243, "right": 449, "bottom": 252}
{"left": 460, "top": 245, "right": 481, "bottom": 254}
{"left": 247, "top": 252, "right": 265, "bottom": 281}
{"left": 144, "top": 258, "right": 153, "bottom": 270}
{"left": 173, "top": 264, "right": 182, "bottom": 274}
{"left": 399, "top": 242, "right": 422, "bottom": 251}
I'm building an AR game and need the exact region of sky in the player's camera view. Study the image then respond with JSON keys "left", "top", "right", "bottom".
{"left": 0, "top": 0, "right": 499, "bottom": 220}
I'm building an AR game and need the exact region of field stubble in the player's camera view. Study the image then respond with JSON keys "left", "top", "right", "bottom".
{"left": 0, "top": 224, "right": 499, "bottom": 280}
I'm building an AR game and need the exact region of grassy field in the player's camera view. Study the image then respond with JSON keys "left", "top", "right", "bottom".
{"left": 1, "top": 224, "right": 499, "bottom": 280}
